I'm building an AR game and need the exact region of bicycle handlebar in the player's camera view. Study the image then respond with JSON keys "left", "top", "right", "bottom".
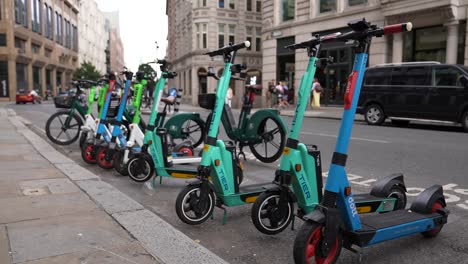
{"left": 205, "top": 41, "right": 251, "bottom": 57}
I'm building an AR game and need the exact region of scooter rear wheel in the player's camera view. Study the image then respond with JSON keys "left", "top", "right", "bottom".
{"left": 293, "top": 222, "right": 342, "bottom": 264}
{"left": 175, "top": 184, "right": 215, "bottom": 225}
{"left": 127, "top": 154, "right": 154, "bottom": 182}
{"left": 251, "top": 191, "right": 294, "bottom": 235}
{"left": 81, "top": 143, "right": 97, "bottom": 164}
{"left": 421, "top": 200, "right": 445, "bottom": 238}
{"left": 114, "top": 149, "right": 129, "bottom": 176}
{"left": 97, "top": 147, "right": 114, "bottom": 170}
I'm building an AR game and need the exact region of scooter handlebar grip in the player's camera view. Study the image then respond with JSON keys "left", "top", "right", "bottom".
{"left": 383, "top": 22, "right": 412, "bottom": 35}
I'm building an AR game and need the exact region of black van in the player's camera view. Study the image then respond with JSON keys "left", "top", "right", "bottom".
{"left": 357, "top": 62, "right": 468, "bottom": 131}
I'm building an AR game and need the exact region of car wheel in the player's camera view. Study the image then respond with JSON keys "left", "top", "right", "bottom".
{"left": 365, "top": 104, "right": 385, "bottom": 125}
{"left": 462, "top": 111, "right": 468, "bottom": 132}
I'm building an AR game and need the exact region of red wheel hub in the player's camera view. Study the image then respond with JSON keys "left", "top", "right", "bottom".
{"left": 84, "top": 145, "right": 96, "bottom": 162}
{"left": 426, "top": 202, "right": 443, "bottom": 235}
{"left": 98, "top": 148, "right": 114, "bottom": 169}
{"left": 305, "top": 227, "right": 339, "bottom": 264}
{"left": 179, "top": 147, "right": 193, "bottom": 156}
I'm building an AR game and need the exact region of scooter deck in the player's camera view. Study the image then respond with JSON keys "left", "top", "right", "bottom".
{"left": 350, "top": 210, "right": 444, "bottom": 247}
{"left": 165, "top": 165, "right": 198, "bottom": 178}
{"left": 239, "top": 182, "right": 274, "bottom": 193}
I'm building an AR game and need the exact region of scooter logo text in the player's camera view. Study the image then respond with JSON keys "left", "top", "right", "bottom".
{"left": 298, "top": 173, "right": 311, "bottom": 199}
{"left": 348, "top": 196, "right": 358, "bottom": 217}
{"left": 218, "top": 169, "right": 229, "bottom": 191}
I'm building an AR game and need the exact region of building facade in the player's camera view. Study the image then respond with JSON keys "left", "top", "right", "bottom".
{"left": 77, "top": 0, "right": 106, "bottom": 73}
{"left": 166, "top": 0, "right": 263, "bottom": 107}
{"left": 263, "top": 0, "right": 468, "bottom": 105}
{"left": 104, "top": 11, "right": 124, "bottom": 73}
{"left": 0, "top": 0, "right": 79, "bottom": 101}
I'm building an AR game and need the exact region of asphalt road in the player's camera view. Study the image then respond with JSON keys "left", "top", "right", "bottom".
{"left": 9, "top": 102, "right": 468, "bottom": 264}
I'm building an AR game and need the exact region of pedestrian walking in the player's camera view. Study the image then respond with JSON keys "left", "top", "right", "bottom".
{"left": 311, "top": 77, "right": 322, "bottom": 108}
{"left": 226, "top": 87, "right": 233, "bottom": 107}
{"left": 268, "top": 80, "right": 278, "bottom": 107}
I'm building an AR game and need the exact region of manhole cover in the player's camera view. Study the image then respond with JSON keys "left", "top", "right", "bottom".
{"left": 22, "top": 187, "right": 49, "bottom": 196}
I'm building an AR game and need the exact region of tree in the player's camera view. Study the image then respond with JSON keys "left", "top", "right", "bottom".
{"left": 73, "top": 61, "right": 102, "bottom": 81}
{"left": 138, "top": 63, "right": 158, "bottom": 80}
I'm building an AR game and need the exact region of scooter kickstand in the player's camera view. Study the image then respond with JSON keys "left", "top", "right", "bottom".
{"left": 220, "top": 206, "right": 227, "bottom": 225}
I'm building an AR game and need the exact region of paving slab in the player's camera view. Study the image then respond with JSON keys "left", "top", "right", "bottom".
{"left": 18, "top": 241, "right": 156, "bottom": 264}
{"left": 0, "top": 225, "right": 11, "bottom": 264}
{"left": 8, "top": 211, "right": 144, "bottom": 263}
{"left": 0, "top": 168, "right": 65, "bottom": 182}
{"left": 113, "top": 209, "right": 229, "bottom": 264}
{"left": 76, "top": 180, "right": 143, "bottom": 214}
{"left": 19, "top": 178, "right": 80, "bottom": 195}
{"left": 0, "top": 192, "right": 98, "bottom": 224}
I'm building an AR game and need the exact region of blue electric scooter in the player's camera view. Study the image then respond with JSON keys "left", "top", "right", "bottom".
{"left": 293, "top": 19, "right": 449, "bottom": 264}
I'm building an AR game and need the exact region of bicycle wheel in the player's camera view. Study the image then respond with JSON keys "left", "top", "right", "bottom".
{"left": 172, "top": 118, "right": 205, "bottom": 149}
{"left": 249, "top": 117, "right": 286, "bottom": 163}
{"left": 45, "top": 111, "right": 83, "bottom": 145}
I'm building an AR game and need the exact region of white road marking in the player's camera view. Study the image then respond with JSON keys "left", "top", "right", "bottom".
{"left": 300, "top": 131, "right": 390, "bottom": 144}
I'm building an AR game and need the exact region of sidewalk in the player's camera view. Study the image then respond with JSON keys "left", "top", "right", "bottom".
{"left": 0, "top": 106, "right": 228, "bottom": 264}
{"left": 143, "top": 103, "right": 365, "bottom": 121}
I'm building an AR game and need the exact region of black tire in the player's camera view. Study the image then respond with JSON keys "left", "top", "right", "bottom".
{"left": 127, "top": 154, "right": 154, "bottom": 182}
{"left": 249, "top": 117, "right": 286, "bottom": 163}
{"left": 293, "top": 221, "right": 343, "bottom": 264}
{"left": 114, "top": 149, "right": 129, "bottom": 176}
{"left": 364, "top": 104, "right": 385, "bottom": 126}
{"left": 79, "top": 131, "right": 87, "bottom": 149}
{"left": 421, "top": 200, "right": 445, "bottom": 238}
{"left": 387, "top": 185, "right": 407, "bottom": 210}
{"left": 391, "top": 119, "right": 410, "bottom": 127}
{"left": 462, "top": 110, "right": 468, "bottom": 132}
{"left": 175, "top": 184, "right": 215, "bottom": 225}
{"left": 172, "top": 118, "right": 205, "bottom": 149}
{"left": 45, "top": 111, "right": 83, "bottom": 145}
{"left": 251, "top": 191, "right": 294, "bottom": 235}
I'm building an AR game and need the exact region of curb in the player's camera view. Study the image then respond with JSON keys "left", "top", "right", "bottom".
{"left": 5, "top": 108, "right": 229, "bottom": 264}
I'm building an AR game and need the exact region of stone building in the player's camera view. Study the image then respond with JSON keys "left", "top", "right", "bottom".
{"left": 0, "top": 0, "right": 79, "bottom": 101}
{"left": 262, "top": 0, "right": 468, "bottom": 105}
{"left": 166, "top": 0, "right": 264, "bottom": 107}
{"left": 103, "top": 11, "right": 124, "bottom": 73}
{"left": 77, "top": 0, "right": 106, "bottom": 73}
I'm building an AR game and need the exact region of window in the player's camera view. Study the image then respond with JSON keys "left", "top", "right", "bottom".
{"left": 15, "top": 38, "right": 26, "bottom": 53}
{"left": 56, "top": 13, "right": 62, "bottom": 44}
{"left": 64, "top": 19, "right": 70, "bottom": 48}
{"left": 256, "top": 27, "right": 261, "bottom": 51}
{"left": 390, "top": 67, "right": 407, "bottom": 86}
{"left": 202, "top": 24, "right": 207, "bottom": 49}
{"left": 246, "top": 0, "right": 252, "bottom": 11}
{"left": 229, "top": 0, "right": 235, "bottom": 9}
{"left": 281, "top": 0, "right": 295, "bottom": 21}
{"left": 72, "top": 25, "right": 78, "bottom": 51}
{"left": 16, "top": 63, "right": 28, "bottom": 91}
{"left": 349, "top": 0, "right": 366, "bottom": 6}
{"left": 196, "top": 24, "right": 200, "bottom": 49}
{"left": 29, "top": 0, "right": 41, "bottom": 33}
{"left": 47, "top": 6, "right": 53, "bottom": 40}
{"left": 434, "top": 67, "right": 463, "bottom": 87}
{"left": 229, "top": 25, "right": 235, "bottom": 44}
{"left": 198, "top": 0, "right": 206, "bottom": 7}
{"left": 15, "top": 0, "right": 28, "bottom": 27}
{"left": 365, "top": 68, "right": 392, "bottom": 86}
{"left": 256, "top": 1, "right": 262, "bottom": 12}
{"left": 405, "top": 67, "right": 430, "bottom": 86}
{"left": 44, "top": 3, "right": 48, "bottom": 37}
{"left": 0, "top": 34, "right": 6, "bottom": 46}
{"left": 246, "top": 26, "right": 253, "bottom": 51}
{"left": 403, "top": 26, "right": 446, "bottom": 63}
{"left": 320, "top": 0, "right": 336, "bottom": 13}
{"left": 218, "top": 24, "right": 225, "bottom": 48}
{"left": 33, "top": 66, "right": 41, "bottom": 93}
{"left": 45, "top": 48, "right": 51, "bottom": 57}
{"left": 219, "top": 0, "right": 224, "bottom": 8}
{"left": 32, "top": 43, "right": 40, "bottom": 54}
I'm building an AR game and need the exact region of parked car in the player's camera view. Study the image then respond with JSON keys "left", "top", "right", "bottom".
{"left": 357, "top": 62, "right": 468, "bottom": 132}
{"left": 15, "top": 89, "right": 35, "bottom": 104}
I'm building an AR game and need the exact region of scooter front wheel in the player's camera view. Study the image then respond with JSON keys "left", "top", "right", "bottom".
{"left": 114, "top": 149, "right": 129, "bottom": 176}
{"left": 293, "top": 221, "right": 342, "bottom": 264}
{"left": 127, "top": 154, "right": 154, "bottom": 182}
{"left": 175, "top": 185, "right": 215, "bottom": 225}
{"left": 251, "top": 191, "right": 294, "bottom": 235}
{"left": 97, "top": 147, "right": 115, "bottom": 170}
{"left": 81, "top": 143, "right": 97, "bottom": 164}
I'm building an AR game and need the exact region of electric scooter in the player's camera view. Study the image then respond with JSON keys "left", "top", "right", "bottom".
{"left": 126, "top": 60, "right": 205, "bottom": 183}
{"left": 174, "top": 41, "right": 284, "bottom": 225}
{"left": 81, "top": 72, "right": 129, "bottom": 165}
{"left": 293, "top": 19, "right": 449, "bottom": 264}
{"left": 250, "top": 34, "right": 407, "bottom": 235}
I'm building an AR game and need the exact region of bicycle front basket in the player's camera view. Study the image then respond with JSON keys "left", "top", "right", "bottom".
{"left": 54, "top": 95, "right": 74, "bottom": 109}
{"left": 198, "top": 93, "right": 216, "bottom": 110}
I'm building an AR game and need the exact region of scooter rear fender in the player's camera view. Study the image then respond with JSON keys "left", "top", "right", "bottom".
{"left": 410, "top": 185, "right": 446, "bottom": 214}
{"left": 370, "top": 173, "right": 406, "bottom": 197}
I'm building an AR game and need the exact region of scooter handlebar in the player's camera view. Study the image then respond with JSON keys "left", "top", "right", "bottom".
{"left": 383, "top": 22, "right": 412, "bottom": 36}
{"left": 205, "top": 41, "right": 251, "bottom": 57}
{"left": 285, "top": 32, "right": 342, "bottom": 50}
